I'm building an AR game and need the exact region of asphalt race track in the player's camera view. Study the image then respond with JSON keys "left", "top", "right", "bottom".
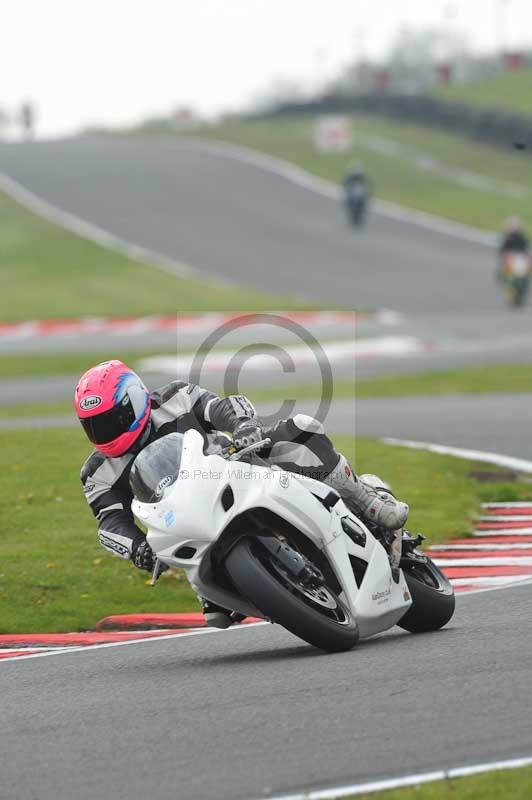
{"left": 2, "top": 136, "right": 532, "bottom": 799}
{"left": 3, "top": 584, "right": 532, "bottom": 800}
{"left": 2, "top": 136, "right": 532, "bottom": 376}
{"left": 0, "top": 136, "right": 492, "bottom": 313}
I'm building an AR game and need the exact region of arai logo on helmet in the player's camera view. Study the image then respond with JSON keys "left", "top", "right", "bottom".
{"left": 80, "top": 395, "right": 103, "bottom": 411}
{"left": 155, "top": 475, "right": 174, "bottom": 497}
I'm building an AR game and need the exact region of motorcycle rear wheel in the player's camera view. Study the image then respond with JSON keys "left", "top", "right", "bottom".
{"left": 398, "top": 556, "right": 455, "bottom": 633}
{"left": 225, "top": 537, "right": 359, "bottom": 652}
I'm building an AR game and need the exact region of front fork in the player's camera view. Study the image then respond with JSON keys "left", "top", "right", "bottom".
{"left": 379, "top": 529, "right": 426, "bottom": 582}
{"left": 389, "top": 529, "right": 403, "bottom": 581}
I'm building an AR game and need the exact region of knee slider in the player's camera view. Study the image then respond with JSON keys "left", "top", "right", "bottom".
{"left": 292, "top": 414, "right": 324, "bottom": 434}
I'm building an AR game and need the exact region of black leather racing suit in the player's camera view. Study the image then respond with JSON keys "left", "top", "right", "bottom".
{"left": 498, "top": 231, "right": 530, "bottom": 281}
{"left": 500, "top": 231, "right": 530, "bottom": 255}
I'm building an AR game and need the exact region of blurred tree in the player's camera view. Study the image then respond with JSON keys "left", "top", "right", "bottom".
{"left": 384, "top": 25, "right": 471, "bottom": 92}
{"left": 250, "top": 78, "right": 312, "bottom": 113}
{"left": 19, "top": 102, "right": 36, "bottom": 139}
{"left": 328, "top": 25, "right": 479, "bottom": 96}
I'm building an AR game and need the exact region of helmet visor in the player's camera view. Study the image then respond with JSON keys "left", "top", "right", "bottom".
{"left": 80, "top": 398, "right": 137, "bottom": 444}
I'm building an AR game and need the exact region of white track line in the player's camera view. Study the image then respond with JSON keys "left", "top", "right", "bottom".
{"left": 138, "top": 336, "right": 430, "bottom": 375}
{"left": 188, "top": 138, "right": 496, "bottom": 247}
{"left": 261, "top": 754, "right": 532, "bottom": 800}
{"left": 0, "top": 647, "right": 54, "bottom": 654}
{"left": 431, "top": 542, "right": 532, "bottom": 551}
{"left": 434, "top": 556, "right": 532, "bottom": 567}
{"left": 451, "top": 575, "right": 532, "bottom": 586}
{"left": 480, "top": 515, "right": 532, "bottom": 522}
{"left": 451, "top": 577, "right": 532, "bottom": 596}
{"left": 474, "top": 528, "right": 532, "bottom": 536}
{"left": 0, "top": 171, "right": 234, "bottom": 286}
{"left": 382, "top": 438, "right": 532, "bottom": 475}
{"left": 0, "top": 622, "right": 269, "bottom": 664}
{"left": 483, "top": 502, "right": 532, "bottom": 508}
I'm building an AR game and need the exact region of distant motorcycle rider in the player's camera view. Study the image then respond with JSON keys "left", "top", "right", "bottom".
{"left": 343, "top": 162, "right": 371, "bottom": 226}
{"left": 498, "top": 216, "right": 530, "bottom": 281}
{"left": 76, "top": 360, "right": 408, "bottom": 626}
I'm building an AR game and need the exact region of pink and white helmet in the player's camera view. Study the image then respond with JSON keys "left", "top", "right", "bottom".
{"left": 74, "top": 360, "right": 151, "bottom": 457}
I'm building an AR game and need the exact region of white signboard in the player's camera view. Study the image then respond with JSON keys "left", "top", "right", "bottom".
{"left": 313, "top": 115, "right": 353, "bottom": 153}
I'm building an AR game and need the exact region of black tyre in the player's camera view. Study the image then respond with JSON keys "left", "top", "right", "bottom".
{"left": 225, "top": 537, "right": 358, "bottom": 652}
{"left": 398, "top": 556, "right": 455, "bottom": 633}
{"left": 514, "top": 285, "right": 528, "bottom": 307}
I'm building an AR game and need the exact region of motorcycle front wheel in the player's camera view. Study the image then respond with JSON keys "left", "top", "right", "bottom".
{"left": 397, "top": 556, "right": 455, "bottom": 633}
{"left": 225, "top": 537, "right": 359, "bottom": 652}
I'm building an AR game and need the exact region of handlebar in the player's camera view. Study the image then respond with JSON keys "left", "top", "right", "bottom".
{"left": 223, "top": 438, "right": 272, "bottom": 461}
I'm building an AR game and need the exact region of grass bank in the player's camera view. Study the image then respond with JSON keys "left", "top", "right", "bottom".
{"left": 0, "top": 189, "right": 308, "bottom": 322}
{"left": 2, "top": 426, "right": 529, "bottom": 633}
{"left": 0, "top": 403, "right": 75, "bottom": 419}
{"left": 0, "top": 349, "right": 173, "bottom": 380}
{"left": 168, "top": 114, "right": 532, "bottom": 230}
{"left": 433, "top": 67, "right": 532, "bottom": 117}
{"left": 252, "top": 362, "right": 532, "bottom": 401}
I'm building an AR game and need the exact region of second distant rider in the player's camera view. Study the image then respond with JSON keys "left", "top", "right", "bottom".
{"left": 498, "top": 216, "right": 530, "bottom": 280}
{"left": 343, "top": 163, "right": 371, "bottom": 226}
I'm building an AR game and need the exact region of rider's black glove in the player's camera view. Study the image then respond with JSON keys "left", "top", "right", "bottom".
{"left": 132, "top": 539, "right": 157, "bottom": 572}
{"left": 232, "top": 419, "right": 264, "bottom": 451}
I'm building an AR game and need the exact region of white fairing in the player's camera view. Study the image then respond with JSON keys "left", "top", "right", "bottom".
{"left": 132, "top": 430, "right": 412, "bottom": 639}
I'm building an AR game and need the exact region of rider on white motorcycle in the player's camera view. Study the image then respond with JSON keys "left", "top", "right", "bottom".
{"left": 75, "top": 360, "right": 408, "bottom": 627}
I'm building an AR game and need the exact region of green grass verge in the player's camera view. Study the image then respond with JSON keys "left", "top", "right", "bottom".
{"left": 252, "top": 363, "right": 532, "bottom": 401}
{"left": 167, "top": 114, "right": 532, "bottom": 230}
{"left": 349, "top": 363, "right": 532, "bottom": 397}
{"left": 433, "top": 66, "right": 532, "bottom": 117}
{"left": 2, "top": 426, "right": 531, "bottom": 633}
{"left": 0, "top": 190, "right": 309, "bottom": 322}
{"left": 0, "top": 349, "right": 175, "bottom": 379}
{"left": 0, "top": 403, "right": 74, "bottom": 419}
{"left": 354, "top": 764, "right": 532, "bottom": 799}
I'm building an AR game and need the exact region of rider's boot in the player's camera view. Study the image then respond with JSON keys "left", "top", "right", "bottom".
{"left": 325, "top": 456, "right": 409, "bottom": 531}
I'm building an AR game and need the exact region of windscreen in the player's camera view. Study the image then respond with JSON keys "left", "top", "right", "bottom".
{"left": 129, "top": 433, "right": 184, "bottom": 503}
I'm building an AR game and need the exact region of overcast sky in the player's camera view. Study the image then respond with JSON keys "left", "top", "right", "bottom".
{"left": 2, "top": 0, "right": 532, "bottom": 136}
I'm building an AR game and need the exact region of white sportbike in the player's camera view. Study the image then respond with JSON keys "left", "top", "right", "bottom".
{"left": 130, "top": 431, "right": 455, "bottom": 652}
